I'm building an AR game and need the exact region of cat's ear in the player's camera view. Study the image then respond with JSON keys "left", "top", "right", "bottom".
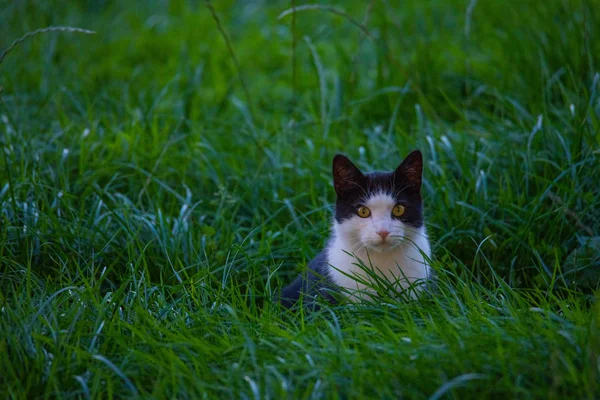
{"left": 395, "top": 150, "right": 422, "bottom": 190}
{"left": 332, "top": 154, "right": 364, "bottom": 196}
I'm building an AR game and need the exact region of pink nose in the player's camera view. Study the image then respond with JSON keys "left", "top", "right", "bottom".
{"left": 377, "top": 230, "right": 390, "bottom": 240}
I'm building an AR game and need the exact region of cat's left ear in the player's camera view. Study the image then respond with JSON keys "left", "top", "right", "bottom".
{"left": 394, "top": 150, "right": 423, "bottom": 190}
{"left": 332, "top": 154, "right": 365, "bottom": 196}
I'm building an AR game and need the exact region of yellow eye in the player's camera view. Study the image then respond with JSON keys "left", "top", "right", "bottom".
{"left": 357, "top": 206, "right": 371, "bottom": 218}
{"left": 392, "top": 204, "right": 405, "bottom": 217}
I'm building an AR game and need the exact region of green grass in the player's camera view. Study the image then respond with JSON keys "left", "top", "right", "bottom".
{"left": 1, "top": 0, "right": 599, "bottom": 398}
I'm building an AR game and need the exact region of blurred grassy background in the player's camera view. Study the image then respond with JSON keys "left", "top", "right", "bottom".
{"left": 1, "top": 0, "right": 599, "bottom": 398}
{"left": 1, "top": 0, "right": 598, "bottom": 286}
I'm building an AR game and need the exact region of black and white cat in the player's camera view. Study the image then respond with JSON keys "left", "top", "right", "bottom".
{"left": 280, "top": 150, "right": 431, "bottom": 307}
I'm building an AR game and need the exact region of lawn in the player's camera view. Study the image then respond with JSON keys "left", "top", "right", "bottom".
{"left": 1, "top": 0, "right": 599, "bottom": 398}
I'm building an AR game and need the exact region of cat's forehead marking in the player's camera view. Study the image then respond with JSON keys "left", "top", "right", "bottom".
{"left": 365, "top": 192, "right": 395, "bottom": 210}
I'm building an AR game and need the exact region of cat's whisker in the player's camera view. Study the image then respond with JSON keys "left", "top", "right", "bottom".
{"left": 348, "top": 240, "right": 366, "bottom": 255}
{"left": 348, "top": 180, "right": 368, "bottom": 198}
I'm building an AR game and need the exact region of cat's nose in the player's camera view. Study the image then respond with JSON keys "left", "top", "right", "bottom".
{"left": 377, "top": 230, "right": 390, "bottom": 240}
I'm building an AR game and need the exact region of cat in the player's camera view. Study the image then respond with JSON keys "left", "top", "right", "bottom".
{"left": 280, "top": 150, "right": 432, "bottom": 308}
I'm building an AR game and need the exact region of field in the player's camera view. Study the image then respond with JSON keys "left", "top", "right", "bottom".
{"left": 1, "top": 0, "right": 599, "bottom": 398}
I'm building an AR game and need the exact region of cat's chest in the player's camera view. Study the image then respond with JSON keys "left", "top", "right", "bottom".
{"left": 325, "top": 234, "right": 430, "bottom": 296}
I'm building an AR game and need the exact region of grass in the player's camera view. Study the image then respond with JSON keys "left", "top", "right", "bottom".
{"left": 1, "top": 0, "right": 599, "bottom": 398}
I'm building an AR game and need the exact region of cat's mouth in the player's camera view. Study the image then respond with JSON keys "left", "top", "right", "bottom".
{"left": 366, "top": 239, "right": 401, "bottom": 252}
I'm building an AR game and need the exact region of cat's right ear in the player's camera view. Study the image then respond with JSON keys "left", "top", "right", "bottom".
{"left": 332, "top": 154, "right": 364, "bottom": 196}
{"left": 394, "top": 150, "right": 423, "bottom": 191}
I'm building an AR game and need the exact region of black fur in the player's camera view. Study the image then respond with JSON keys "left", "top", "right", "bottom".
{"left": 279, "top": 250, "right": 338, "bottom": 309}
{"left": 279, "top": 150, "right": 424, "bottom": 309}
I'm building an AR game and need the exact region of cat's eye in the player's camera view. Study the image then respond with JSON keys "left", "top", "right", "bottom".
{"left": 357, "top": 206, "right": 371, "bottom": 218}
{"left": 392, "top": 204, "right": 405, "bottom": 217}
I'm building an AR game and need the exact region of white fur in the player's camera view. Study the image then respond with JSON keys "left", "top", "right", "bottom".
{"left": 326, "top": 193, "right": 431, "bottom": 300}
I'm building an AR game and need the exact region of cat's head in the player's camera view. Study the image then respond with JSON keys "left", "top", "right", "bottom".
{"left": 332, "top": 150, "right": 424, "bottom": 252}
